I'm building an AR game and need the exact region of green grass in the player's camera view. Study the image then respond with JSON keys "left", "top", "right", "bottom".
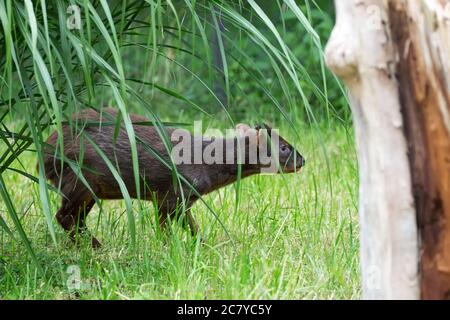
{"left": 0, "top": 122, "right": 360, "bottom": 299}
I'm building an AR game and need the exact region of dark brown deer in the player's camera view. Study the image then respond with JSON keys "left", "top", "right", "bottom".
{"left": 40, "top": 108, "right": 304, "bottom": 247}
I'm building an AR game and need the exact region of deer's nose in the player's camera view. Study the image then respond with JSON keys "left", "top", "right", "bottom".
{"left": 301, "top": 156, "right": 306, "bottom": 167}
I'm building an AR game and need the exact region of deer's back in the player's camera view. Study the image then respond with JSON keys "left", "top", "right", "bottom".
{"left": 42, "top": 108, "right": 178, "bottom": 199}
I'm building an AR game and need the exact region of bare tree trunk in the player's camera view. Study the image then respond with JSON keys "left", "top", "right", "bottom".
{"left": 325, "top": 0, "right": 417, "bottom": 299}
{"left": 325, "top": 0, "right": 450, "bottom": 299}
{"left": 388, "top": 0, "right": 450, "bottom": 299}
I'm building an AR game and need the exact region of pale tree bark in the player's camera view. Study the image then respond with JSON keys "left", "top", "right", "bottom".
{"left": 325, "top": 0, "right": 450, "bottom": 299}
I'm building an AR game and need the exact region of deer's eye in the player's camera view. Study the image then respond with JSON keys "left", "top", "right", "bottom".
{"left": 280, "top": 145, "right": 290, "bottom": 154}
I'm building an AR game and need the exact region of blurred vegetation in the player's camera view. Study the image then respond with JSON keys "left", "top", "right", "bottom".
{"left": 115, "top": 0, "right": 348, "bottom": 124}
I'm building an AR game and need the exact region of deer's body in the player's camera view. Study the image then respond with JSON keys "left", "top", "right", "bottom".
{"left": 42, "top": 108, "right": 303, "bottom": 247}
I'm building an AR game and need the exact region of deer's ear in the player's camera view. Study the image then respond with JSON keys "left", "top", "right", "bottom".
{"left": 236, "top": 123, "right": 252, "bottom": 136}
{"left": 263, "top": 123, "right": 272, "bottom": 132}
{"left": 255, "top": 123, "right": 272, "bottom": 131}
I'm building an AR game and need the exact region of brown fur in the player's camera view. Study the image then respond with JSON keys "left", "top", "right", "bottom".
{"left": 41, "top": 108, "right": 304, "bottom": 247}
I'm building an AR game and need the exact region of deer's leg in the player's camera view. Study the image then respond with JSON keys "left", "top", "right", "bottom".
{"left": 156, "top": 204, "right": 169, "bottom": 233}
{"left": 183, "top": 196, "right": 200, "bottom": 237}
{"left": 159, "top": 199, "right": 200, "bottom": 238}
{"left": 184, "top": 209, "right": 199, "bottom": 237}
{"left": 56, "top": 189, "right": 100, "bottom": 248}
